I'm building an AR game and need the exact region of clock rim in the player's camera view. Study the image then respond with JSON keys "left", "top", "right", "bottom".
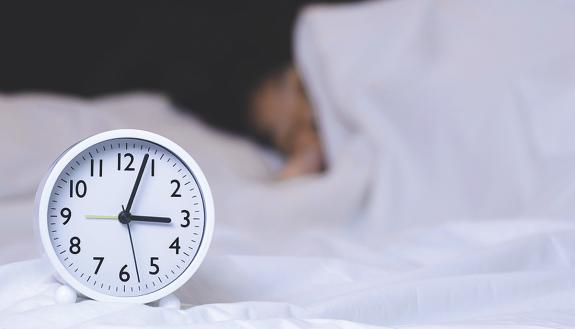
{"left": 36, "top": 129, "right": 215, "bottom": 304}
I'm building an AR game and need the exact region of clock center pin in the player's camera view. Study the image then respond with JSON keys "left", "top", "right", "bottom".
{"left": 118, "top": 211, "right": 132, "bottom": 224}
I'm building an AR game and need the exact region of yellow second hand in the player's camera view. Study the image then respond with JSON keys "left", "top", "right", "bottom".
{"left": 85, "top": 215, "right": 118, "bottom": 220}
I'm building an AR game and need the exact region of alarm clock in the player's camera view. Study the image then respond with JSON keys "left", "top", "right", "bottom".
{"left": 36, "top": 129, "right": 214, "bottom": 304}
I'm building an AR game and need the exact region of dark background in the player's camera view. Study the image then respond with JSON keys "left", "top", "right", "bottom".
{"left": 0, "top": 1, "right": 349, "bottom": 136}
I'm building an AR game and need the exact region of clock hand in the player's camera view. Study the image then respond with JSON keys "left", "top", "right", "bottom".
{"left": 85, "top": 215, "right": 171, "bottom": 223}
{"left": 122, "top": 205, "right": 141, "bottom": 283}
{"left": 125, "top": 154, "right": 149, "bottom": 213}
{"left": 118, "top": 153, "right": 150, "bottom": 283}
{"left": 126, "top": 222, "right": 141, "bottom": 283}
{"left": 131, "top": 215, "right": 171, "bottom": 223}
{"left": 85, "top": 215, "right": 118, "bottom": 220}
{"left": 121, "top": 155, "right": 148, "bottom": 285}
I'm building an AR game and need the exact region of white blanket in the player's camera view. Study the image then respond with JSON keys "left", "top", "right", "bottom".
{"left": 3, "top": 0, "right": 575, "bottom": 328}
{"left": 296, "top": 0, "right": 575, "bottom": 232}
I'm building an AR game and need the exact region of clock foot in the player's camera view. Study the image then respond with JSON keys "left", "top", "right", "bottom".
{"left": 157, "top": 293, "right": 180, "bottom": 309}
{"left": 55, "top": 284, "right": 77, "bottom": 304}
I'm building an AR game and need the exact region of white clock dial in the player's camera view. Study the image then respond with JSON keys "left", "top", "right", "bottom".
{"left": 37, "top": 130, "right": 214, "bottom": 303}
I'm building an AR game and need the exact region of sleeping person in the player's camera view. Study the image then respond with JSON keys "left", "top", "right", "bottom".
{"left": 236, "top": 0, "right": 575, "bottom": 234}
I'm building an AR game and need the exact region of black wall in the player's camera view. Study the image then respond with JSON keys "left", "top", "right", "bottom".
{"left": 0, "top": 1, "right": 347, "bottom": 135}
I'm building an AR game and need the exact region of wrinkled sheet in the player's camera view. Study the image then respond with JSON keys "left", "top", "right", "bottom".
{"left": 3, "top": 0, "right": 575, "bottom": 328}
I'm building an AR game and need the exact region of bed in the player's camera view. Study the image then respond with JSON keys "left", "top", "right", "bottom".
{"left": 3, "top": 0, "right": 575, "bottom": 328}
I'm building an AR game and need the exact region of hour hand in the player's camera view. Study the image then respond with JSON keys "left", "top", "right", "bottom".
{"left": 84, "top": 214, "right": 171, "bottom": 223}
{"left": 131, "top": 215, "right": 171, "bottom": 224}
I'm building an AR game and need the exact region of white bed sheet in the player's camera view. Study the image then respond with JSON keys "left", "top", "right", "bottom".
{"left": 1, "top": 95, "right": 574, "bottom": 329}
{"left": 3, "top": 0, "right": 575, "bottom": 328}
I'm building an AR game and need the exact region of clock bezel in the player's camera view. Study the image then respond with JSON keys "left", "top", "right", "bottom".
{"left": 36, "top": 129, "right": 215, "bottom": 304}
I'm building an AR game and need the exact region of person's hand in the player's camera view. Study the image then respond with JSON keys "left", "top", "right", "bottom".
{"left": 250, "top": 66, "right": 324, "bottom": 179}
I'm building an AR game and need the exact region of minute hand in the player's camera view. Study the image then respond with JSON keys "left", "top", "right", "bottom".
{"left": 125, "top": 154, "right": 149, "bottom": 212}
{"left": 131, "top": 215, "right": 171, "bottom": 223}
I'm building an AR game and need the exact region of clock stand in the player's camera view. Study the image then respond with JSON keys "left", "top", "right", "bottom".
{"left": 54, "top": 282, "right": 182, "bottom": 309}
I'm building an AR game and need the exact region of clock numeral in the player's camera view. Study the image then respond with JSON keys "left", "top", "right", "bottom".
{"left": 169, "top": 237, "right": 181, "bottom": 254}
{"left": 149, "top": 257, "right": 160, "bottom": 275}
{"left": 151, "top": 159, "right": 155, "bottom": 176}
{"left": 119, "top": 264, "right": 130, "bottom": 282}
{"left": 69, "top": 236, "right": 81, "bottom": 254}
{"left": 170, "top": 180, "right": 181, "bottom": 197}
{"left": 90, "top": 159, "right": 103, "bottom": 177}
{"left": 181, "top": 210, "right": 190, "bottom": 227}
{"left": 93, "top": 257, "right": 104, "bottom": 274}
{"left": 69, "top": 180, "right": 87, "bottom": 198}
{"left": 60, "top": 207, "right": 72, "bottom": 225}
{"left": 117, "top": 153, "right": 135, "bottom": 171}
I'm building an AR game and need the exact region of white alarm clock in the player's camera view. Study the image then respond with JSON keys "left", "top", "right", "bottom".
{"left": 36, "top": 129, "right": 214, "bottom": 304}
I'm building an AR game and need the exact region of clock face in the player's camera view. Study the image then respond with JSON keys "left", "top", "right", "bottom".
{"left": 38, "top": 131, "right": 213, "bottom": 302}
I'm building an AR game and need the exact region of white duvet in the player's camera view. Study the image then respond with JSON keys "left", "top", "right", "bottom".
{"left": 3, "top": 0, "right": 575, "bottom": 328}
